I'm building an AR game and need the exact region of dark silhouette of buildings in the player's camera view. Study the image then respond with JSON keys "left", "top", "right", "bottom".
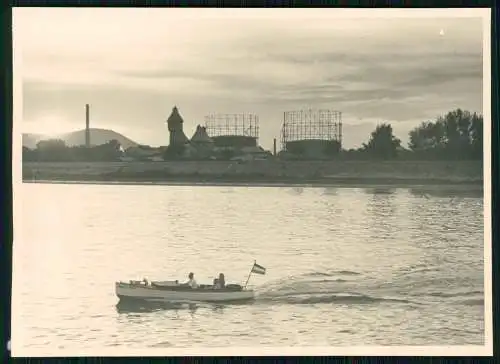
{"left": 167, "top": 106, "right": 188, "bottom": 146}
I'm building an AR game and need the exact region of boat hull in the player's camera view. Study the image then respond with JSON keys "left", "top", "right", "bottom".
{"left": 115, "top": 282, "right": 255, "bottom": 303}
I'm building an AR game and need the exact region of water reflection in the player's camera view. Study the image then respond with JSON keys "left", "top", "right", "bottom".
{"left": 322, "top": 187, "right": 338, "bottom": 196}
{"left": 115, "top": 300, "right": 198, "bottom": 314}
{"left": 364, "top": 187, "right": 398, "bottom": 241}
{"left": 318, "top": 188, "right": 341, "bottom": 217}
{"left": 364, "top": 187, "right": 396, "bottom": 196}
{"left": 115, "top": 300, "right": 249, "bottom": 314}
{"left": 289, "top": 187, "right": 304, "bottom": 195}
{"left": 409, "top": 187, "right": 483, "bottom": 199}
{"left": 367, "top": 191, "right": 397, "bottom": 214}
{"left": 211, "top": 304, "right": 225, "bottom": 314}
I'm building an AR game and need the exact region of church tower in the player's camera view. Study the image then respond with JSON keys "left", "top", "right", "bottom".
{"left": 166, "top": 106, "right": 188, "bottom": 146}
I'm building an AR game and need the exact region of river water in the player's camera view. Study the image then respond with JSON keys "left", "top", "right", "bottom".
{"left": 12, "top": 183, "right": 486, "bottom": 355}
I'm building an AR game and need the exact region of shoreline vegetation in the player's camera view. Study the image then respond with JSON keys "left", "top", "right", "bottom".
{"left": 23, "top": 179, "right": 482, "bottom": 188}
{"left": 23, "top": 160, "right": 483, "bottom": 186}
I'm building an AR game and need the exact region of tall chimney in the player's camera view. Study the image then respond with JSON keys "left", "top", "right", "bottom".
{"left": 273, "top": 138, "right": 277, "bottom": 156}
{"left": 85, "top": 104, "right": 90, "bottom": 148}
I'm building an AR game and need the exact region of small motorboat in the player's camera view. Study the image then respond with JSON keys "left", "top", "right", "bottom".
{"left": 115, "top": 280, "right": 255, "bottom": 303}
{"left": 116, "top": 261, "right": 266, "bottom": 304}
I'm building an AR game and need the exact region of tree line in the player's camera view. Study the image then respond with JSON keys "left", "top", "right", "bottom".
{"left": 23, "top": 108, "right": 483, "bottom": 162}
{"left": 332, "top": 108, "right": 482, "bottom": 160}
{"left": 23, "top": 139, "right": 123, "bottom": 162}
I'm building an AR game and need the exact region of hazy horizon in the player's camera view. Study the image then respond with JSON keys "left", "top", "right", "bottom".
{"left": 16, "top": 8, "right": 484, "bottom": 150}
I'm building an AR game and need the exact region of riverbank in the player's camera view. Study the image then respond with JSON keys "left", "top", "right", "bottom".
{"left": 22, "top": 160, "right": 483, "bottom": 186}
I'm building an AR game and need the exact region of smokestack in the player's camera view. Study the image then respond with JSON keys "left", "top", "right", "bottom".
{"left": 85, "top": 104, "right": 90, "bottom": 148}
{"left": 273, "top": 138, "right": 277, "bottom": 156}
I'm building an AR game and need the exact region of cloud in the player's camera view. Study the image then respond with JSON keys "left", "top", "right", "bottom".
{"left": 16, "top": 8, "right": 485, "bottom": 150}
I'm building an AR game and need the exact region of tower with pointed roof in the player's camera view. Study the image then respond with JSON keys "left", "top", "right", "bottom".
{"left": 166, "top": 106, "right": 188, "bottom": 146}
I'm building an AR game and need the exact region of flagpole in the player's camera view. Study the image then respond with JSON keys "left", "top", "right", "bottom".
{"left": 243, "top": 260, "right": 256, "bottom": 289}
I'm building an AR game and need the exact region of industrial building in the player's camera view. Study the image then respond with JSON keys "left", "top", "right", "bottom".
{"left": 280, "top": 109, "right": 343, "bottom": 159}
{"left": 165, "top": 107, "right": 270, "bottom": 160}
{"left": 205, "top": 113, "right": 259, "bottom": 148}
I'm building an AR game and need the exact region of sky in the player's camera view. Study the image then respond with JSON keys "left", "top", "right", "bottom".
{"left": 15, "top": 8, "right": 486, "bottom": 150}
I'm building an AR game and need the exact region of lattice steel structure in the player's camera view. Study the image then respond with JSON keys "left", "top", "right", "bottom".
{"left": 204, "top": 113, "right": 259, "bottom": 140}
{"left": 280, "top": 109, "right": 343, "bottom": 151}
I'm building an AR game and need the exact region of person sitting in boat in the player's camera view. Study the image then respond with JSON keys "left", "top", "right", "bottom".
{"left": 186, "top": 272, "right": 198, "bottom": 289}
{"left": 214, "top": 273, "right": 225, "bottom": 289}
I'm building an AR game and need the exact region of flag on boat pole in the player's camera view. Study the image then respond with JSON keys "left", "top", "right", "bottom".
{"left": 251, "top": 262, "right": 266, "bottom": 275}
{"left": 244, "top": 261, "right": 266, "bottom": 289}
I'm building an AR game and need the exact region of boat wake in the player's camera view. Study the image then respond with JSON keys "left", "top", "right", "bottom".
{"left": 253, "top": 269, "right": 483, "bottom": 308}
{"left": 257, "top": 292, "right": 416, "bottom": 305}
{"left": 305, "top": 270, "right": 361, "bottom": 277}
{"left": 253, "top": 270, "right": 418, "bottom": 306}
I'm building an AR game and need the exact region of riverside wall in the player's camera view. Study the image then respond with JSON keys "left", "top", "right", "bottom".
{"left": 22, "top": 160, "right": 483, "bottom": 184}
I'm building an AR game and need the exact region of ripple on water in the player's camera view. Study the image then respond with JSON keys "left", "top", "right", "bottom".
{"left": 14, "top": 184, "right": 485, "bottom": 350}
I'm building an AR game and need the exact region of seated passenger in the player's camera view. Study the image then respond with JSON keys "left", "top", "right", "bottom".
{"left": 214, "top": 273, "right": 225, "bottom": 289}
{"left": 186, "top": 272, "right": 198, "bottom": 289}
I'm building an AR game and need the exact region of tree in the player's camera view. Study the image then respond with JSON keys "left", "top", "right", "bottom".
{"left": 408, "top": 121, "right": 445, "bottom": 153}
{"left": 35, "top": 139, "right": 70, "bottom": 161}
{"left": 69, "top": 146, "right": 88, "bottom": 161}
{"left": 470, "top": 112, "right": 483, "bottom": 159}
{"left": 25, "top": 139, "right": 126, "bottom": 162}
{"left": 442, "top": 109, "right": 471, "bottom": 158}
{"left": 36, "top": 138, "right": 67, "bottom": 151}
{"left": 87, "top": 139, "right": 123, "bottom": 161}
{"left": 22, "top": 146, "right": 36, "bottom": 161}
{"left": 408, "top": 109, "right": 483, "bottom": 160}
{"left": 362, "top": 123, "right": 401, "bottom": 159}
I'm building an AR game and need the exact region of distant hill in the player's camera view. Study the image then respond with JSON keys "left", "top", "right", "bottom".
{"left": 22, "top": 128, "right": 139, "bottom": 149}
{"left": 22, "top": 133, "right": 44, "bottom": 149}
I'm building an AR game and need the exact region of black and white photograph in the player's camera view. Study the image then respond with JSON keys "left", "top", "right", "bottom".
{"left": 12, "top": 7, "right": 491, "bottom": 356}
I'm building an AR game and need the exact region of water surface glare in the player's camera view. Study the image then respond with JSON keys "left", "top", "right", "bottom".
{"left": 13, "top": 183, "right": 484, "bottom": 352}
